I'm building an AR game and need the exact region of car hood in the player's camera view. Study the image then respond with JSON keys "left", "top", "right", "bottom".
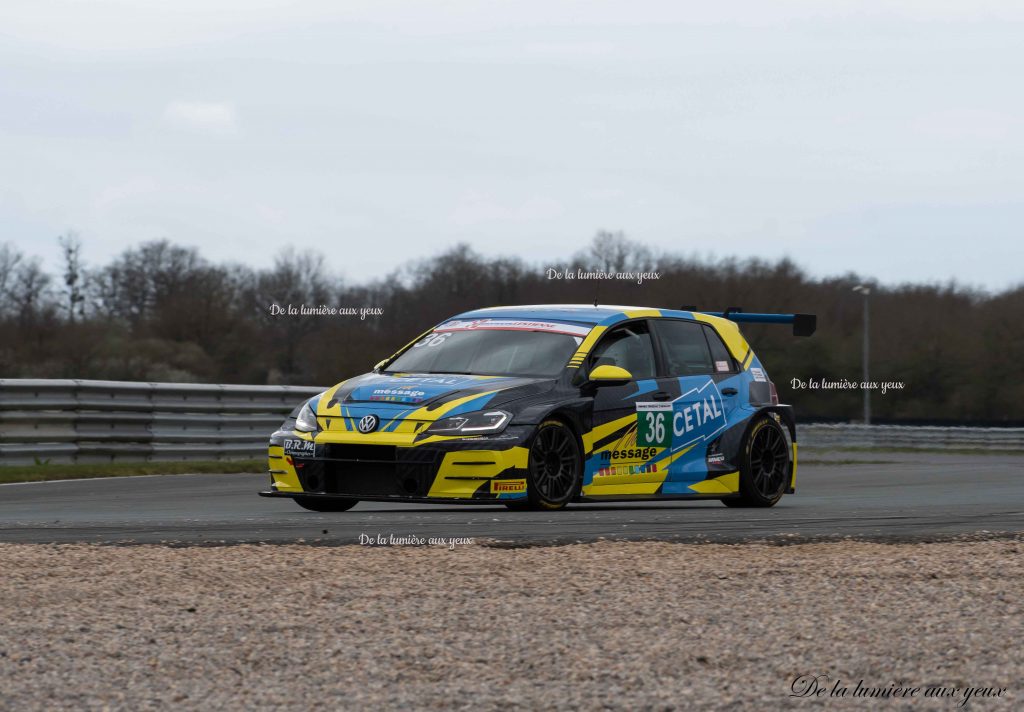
{"left": 323, "top": 372, "right": 553, "bottom": 412}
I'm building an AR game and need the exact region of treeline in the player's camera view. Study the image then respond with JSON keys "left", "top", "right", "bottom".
{"left": 1, "top": 232, "right": 1022, "bottom": 423}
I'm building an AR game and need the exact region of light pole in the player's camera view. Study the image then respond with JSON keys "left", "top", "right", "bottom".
{"left": 852, "top": 284, "right": 871, "bottom": 425}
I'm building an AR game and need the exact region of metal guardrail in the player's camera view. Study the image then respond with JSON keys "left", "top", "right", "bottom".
{"left": 801, "top": 423, "right": 1024, "bottom": 452}
{"left": 1, "top": 379, "right": 1022, "bottom": 466}
{"left": 0, "top": 379, "right": 322, "bottom": 465}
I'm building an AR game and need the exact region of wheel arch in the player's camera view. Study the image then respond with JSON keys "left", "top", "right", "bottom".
{"left": 527, "top": 407, "right": 587, "bottom": 465}
{"left": 741, "top": 405, "right": 796, "bottom": 495}
{"left": 514, "top": 399, "right": 589, "bottom": 436}
{"left": 745, "top": 404, "right": 796, "bottom": 441}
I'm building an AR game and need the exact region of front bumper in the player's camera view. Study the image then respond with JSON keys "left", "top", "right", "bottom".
{"left": 263, "top": 425, "right": 533, "bottom": 502}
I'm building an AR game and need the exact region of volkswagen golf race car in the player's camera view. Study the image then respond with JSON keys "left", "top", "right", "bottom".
{"left": 259, "top": 305, "right": 816, "bottom": 511}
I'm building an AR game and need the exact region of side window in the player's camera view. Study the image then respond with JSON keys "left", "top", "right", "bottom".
{"left": 703, "top": 326, "right": 736, "bottom": 373}
{"left": 588, "top": 322, "right": 656, "bottom": 380}
{"left": 654, "top": 320, "right": 713, "bottom": 376}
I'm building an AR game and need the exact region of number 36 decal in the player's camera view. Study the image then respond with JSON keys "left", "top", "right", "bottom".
{"left": 636, "top": 403, "right": 672, "bottom": 448}
{"left": 413, "top": 332, "right": 452, "bottom": 348}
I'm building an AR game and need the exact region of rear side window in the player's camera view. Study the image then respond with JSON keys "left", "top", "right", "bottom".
{"left": 653, "top": 320, "right": 713, "bottom": 376}
{"left": 703, "top": 326, "right": 736, "bottom": 373}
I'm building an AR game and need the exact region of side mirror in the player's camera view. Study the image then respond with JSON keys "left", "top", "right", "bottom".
{"left": 372, "top": 359, "right": 388, "bottom": 373}
{"left": 587, "top": 364, "right": 633, "bottom": 385}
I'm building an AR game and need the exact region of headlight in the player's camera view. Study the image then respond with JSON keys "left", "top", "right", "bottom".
{"left": 426, "top": 410, "right": 511, "bottom": 435}
{"left": 294, "top": 401, "right": 319, "bottom": 433}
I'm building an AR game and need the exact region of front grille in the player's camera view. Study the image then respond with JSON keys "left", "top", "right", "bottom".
{"left": 295, "top": 447, "right": 440, "bottom": 498}
{"left": 323, "top": 444, "right": 396, "bottom": 462}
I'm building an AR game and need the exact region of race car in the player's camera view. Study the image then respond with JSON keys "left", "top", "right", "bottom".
{"left": 259, "top": 305, "right": 816, "bottom": 511}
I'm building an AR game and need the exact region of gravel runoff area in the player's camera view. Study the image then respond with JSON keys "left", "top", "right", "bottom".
{"left": 0, "top": 538, "right": 1020, "bottom": 711}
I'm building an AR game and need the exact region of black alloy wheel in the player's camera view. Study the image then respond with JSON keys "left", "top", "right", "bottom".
{"left": 520, "top": 419, "right": 582, "bottom": 510}
{"left": 722, "top": 415, "right": 791, "bottom": 508}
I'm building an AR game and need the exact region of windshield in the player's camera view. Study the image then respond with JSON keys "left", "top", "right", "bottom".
{"left": 385, "top": 319, "right": 590, "bottom": 378}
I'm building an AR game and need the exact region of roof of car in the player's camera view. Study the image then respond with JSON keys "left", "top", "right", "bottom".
{"left": 451, "top": 304, "right": 672, "bottom": 325}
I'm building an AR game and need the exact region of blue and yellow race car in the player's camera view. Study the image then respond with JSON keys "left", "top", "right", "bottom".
{"left": 259, "top": 305, "right": 815, "bottom": 511}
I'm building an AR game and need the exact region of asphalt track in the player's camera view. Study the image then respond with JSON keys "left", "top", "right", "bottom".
{"left": 1, "top": 452, "right": 1021, "bottom": 545}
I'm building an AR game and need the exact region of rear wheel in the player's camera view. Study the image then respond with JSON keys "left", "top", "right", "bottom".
{"left": 525, "top": 419, "right": 582, "bottom": 510}
{"left": 722, "top": 415, "right": 790, "bottom": 508}
{"left": 293, "top": 496, "right": 359, "bottom": 512}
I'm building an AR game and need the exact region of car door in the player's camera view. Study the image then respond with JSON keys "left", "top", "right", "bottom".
{"left": 649, "top": 319, "right": 740, "bottom": 487}
{"left": 582, "top": 320, "right": 666, "bottom": 488}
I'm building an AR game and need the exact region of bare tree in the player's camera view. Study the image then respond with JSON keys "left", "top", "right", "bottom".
{"left": 573, "top": 230, "right": 656, "bottom": 273}
{"left": 8, "top": 257, "right": 53, "bottom": 326}
{"left": 58, "top": 232, "right": 86, "bottom": 322}
{"left": 252, "top": 250, "right": 335, "bottom": 379}
{"left": 0, "top": 242, "right": 24, "bottom": 316}
{"left": 92, "top": 240, "right": 205, "bottom": 327}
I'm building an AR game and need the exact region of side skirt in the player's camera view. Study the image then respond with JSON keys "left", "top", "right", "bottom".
{"left": 258, "top": 490, "right": 528, "bottom": 506}
{"left": 576, "top": 493, "right": 739, "bottom": 503}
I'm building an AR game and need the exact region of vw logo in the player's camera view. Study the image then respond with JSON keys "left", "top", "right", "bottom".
{"left": 357, "top": 414, "right": 379, "bottom": 434}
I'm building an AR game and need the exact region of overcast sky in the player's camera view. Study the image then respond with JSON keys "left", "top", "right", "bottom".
{"left": 1, "top": 1, "right": 1022, "bottom": 290}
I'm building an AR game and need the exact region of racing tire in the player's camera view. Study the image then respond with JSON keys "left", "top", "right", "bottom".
{"left": 293, "top": 496, "right": 359, "bottom": 512}
{"left": 525, "top": 419, "right": 583, "bottom": 510}
{"left": 722, "top": 415, "right": 791, "bottom": 508}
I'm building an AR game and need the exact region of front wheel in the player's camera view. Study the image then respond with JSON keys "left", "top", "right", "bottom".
{"left": 722, "top": 415, "right": 791, "bottom": 508}
{"left": 293, "top": 496, "right": 359, "bottom": 512}
{"left": 525, "top": 419, "right": 582, "bottom": 510}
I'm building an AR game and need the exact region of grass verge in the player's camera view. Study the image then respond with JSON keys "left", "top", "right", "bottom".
{"left": 799, "top": 458, "right": 900, "bottom": 465}
{"left": 0, "top": 460, "right": 264, "bottom": 484}
{"left": 806, "top": 446, "right": 1024, "bottom": 456}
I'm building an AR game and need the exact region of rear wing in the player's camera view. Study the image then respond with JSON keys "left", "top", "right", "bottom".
{"left": 691, "top": 308, "right": 817, "bottom": 337}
